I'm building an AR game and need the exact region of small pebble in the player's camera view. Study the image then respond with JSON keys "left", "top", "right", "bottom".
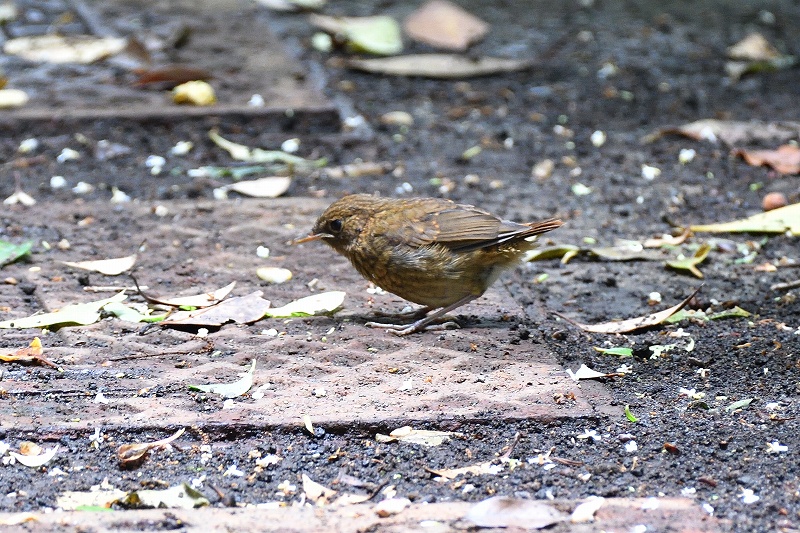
{"left": 678, "top": 148, "right": 696, "bottom": 164}
{"left": 50, "top": 176, "right": 67, "bottom": 189}
{"left": 590, "top": 130, "right": 606, "bottom": 147}
{"left": 641, "top": 165, "right": 661, "bottom": 180}
{"left": 762, "top": 192, "right": 788, "bottom": 211}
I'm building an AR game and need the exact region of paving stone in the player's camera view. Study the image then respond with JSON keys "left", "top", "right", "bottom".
{"left": 0, "top": 497, "right": 724, "bottom": 532}
{"left": 0, "top": 0, "right": 338, "bottom": 133}
{"left": 1, "top": 198, "right": 614, "bottom": 433}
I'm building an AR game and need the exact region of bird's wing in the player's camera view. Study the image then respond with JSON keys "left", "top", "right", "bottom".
{"left": 392, "top": 202, "right": 510, "bottom": 248}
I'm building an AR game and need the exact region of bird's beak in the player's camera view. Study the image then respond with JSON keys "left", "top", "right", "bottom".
{"left": 291, "top": 232, "right": 332, "bottom": 245}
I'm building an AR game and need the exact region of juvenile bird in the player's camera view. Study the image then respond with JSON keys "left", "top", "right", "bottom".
{"left": 296, "top": 194, "right": 562, "bottom": 335}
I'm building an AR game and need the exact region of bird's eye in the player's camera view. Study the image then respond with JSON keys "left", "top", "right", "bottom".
{"left": 328, "top": 219, "right": 343, "bottom": 233}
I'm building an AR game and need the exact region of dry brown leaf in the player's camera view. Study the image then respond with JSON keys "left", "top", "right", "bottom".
{"left": 0, "top": 337, "right": 57, "bottom": 368}
{"left": 403, "top": 0, "right": 489, "bottom": 51}
{"left": 160, "top": 291, "right": 271, "bottom": 326}
{"left": 138, "top": 280, "right": 236, "bottom": 308}
{"left": 346, "top": 54, "right": 532, "bottom": 79}
{"left": 117, "top": 428, "right": 185, "bottom": 469}
{"left": 556, "top": 287, "right": 700, "bottom": 334}
{"left": 62, "top": 254, "right": 137, "bottom": 276}
{"left": 133, "top": 65, "right": 213, "bottom": 88}
{"left": 734, "top": 144, "right": 800, "bottom": 175}
{"left": 647, "top": 119, "right": 800, "bottom": 146}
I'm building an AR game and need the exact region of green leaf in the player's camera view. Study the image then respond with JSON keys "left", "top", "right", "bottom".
{"left": 665, "top": 243, "right": 711, "bottom": 278}
{"left": 189, "top": 359, "right": 256, "bottom": 399}
{"left": 594, "top": 346, "right": 633, "bottom": 357}
{"left": 725, "top": 398, "right": 754, "bottom": 412}
{"left": 624, "top": 404, "right": 638, "bottom": 422}
{"left": 264, "top": 291, "right": 345, "bottom": 318}
{"left": 0, "top": 292, "right": 127, "bottom": 329}
{"left": 0, "top": 240, "right": 33, "bottom": 267}
{"left": 708, "top": 306, "right": 751, "bottom": 320}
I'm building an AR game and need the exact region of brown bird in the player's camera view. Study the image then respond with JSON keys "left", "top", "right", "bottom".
{"left": 295, "top": 194, "right": 562, "bottom": 335}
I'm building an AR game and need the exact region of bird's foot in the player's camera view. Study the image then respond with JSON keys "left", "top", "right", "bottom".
{"left": 372, "top": 306, "right": 431, "bottom": 320}
{"left": 365, "top": 319, "right": 460, "bottom": 336}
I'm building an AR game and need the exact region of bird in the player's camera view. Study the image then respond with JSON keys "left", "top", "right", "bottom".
{"left": 295, "top": 194, "right": 562, "bottom": 335}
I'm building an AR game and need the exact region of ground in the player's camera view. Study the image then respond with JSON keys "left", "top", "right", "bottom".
{"left": 0, "top": 0, "right": 799, "bottom": 531}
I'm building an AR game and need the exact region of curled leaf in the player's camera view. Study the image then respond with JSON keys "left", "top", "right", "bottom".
{"left": 264, "top": 291, "right": 345, "bottom": 318}
{"left": 117, "top": 428, "right": 185, "bottom": 469}
{"left": 556, "top": 287, "right": 700, "bottom": 334}
{"left": 665, "top": 243, "right": 711, "bottom": 278}
{"left": 62, "top": 254, "right": 137, "bottom": 276}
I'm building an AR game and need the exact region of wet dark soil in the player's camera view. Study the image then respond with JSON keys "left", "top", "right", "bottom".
{"left": 1, "top": 0, "right": 799, "bottom": 531}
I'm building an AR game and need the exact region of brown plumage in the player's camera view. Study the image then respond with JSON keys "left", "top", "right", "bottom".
{"left": 296, "top": 194, "right": 562, "bottom": 335}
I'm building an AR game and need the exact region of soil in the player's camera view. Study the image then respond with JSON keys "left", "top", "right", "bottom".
{"left": 0, "top": 0, "right": 799, "bottom": 531}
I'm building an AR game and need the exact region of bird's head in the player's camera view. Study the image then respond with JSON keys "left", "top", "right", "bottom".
{"left": 293, "top": 194, "right": 382, "bottom": 254}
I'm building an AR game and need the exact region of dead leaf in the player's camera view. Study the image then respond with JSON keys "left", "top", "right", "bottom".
{"left": 426, "top": 461, "right": 502, "bottom": 479}
{"left": 375, "top": 426, "right": 459, "bottom": 446}
{"left": 302, "top": 474, "right": 336, "bottom": 505}
{"left": 62, "top": 254, "right": 137, "bottom": 276}
{"left": 189, "top": 359, "right": 256, "bottom": 399}
{"left": 8, "top": 445, "right": 59, "bottom": 467}
{"left": 0, "top": 513, "right": 37, "bottom": 525}
{"left": 123, "top": 483, "right": 208, "bottom": 509}
{"left": 137, "top": 280, "right": 236, "bottom": 308}
{"left": 567, "top": 364, "right": 620, "bottom": 381}
{"left": 117, "top": 428, "right": 185, "bottom": 469}
{"left": 0, "top": 337, "right": 57, "bottom": 368}
{"left": 133, "top": 65, "right": 213, "bottom": 88}
{"left": 690, "top": 202, "right": 800, "bottom": 236}
{"left": 224, "top": 177, "right": 291, "bottom": 198}
{"left": 403, "top": 0, "right": 489, "bottom": 51}
{"left": 309, "top": 14, "right": 402, "bottom": 55}
{"left": 161, "top": 291, "right": 271, "bottom": 326}
{"left": 665, "top": 243, "right": 712, "bottom": 278}
{"left": 734, "top": 145, "right": 800, "bottom": 175}
{"left": 465, "top": 496, "right": 569, "bottom": 529}
{"left": 571, "top": 497, "right": 605, "bottom": 523}
{"left": 3, "top": 35, "right": 127, "bottom": 63}
{"left": 556, "top": 287, "right": 701, "bottom": 334}
{"left": 346, "top": 54, "right": 532, "bottom": 79}
{"left": 643, "top": 229, "right": 691, "bottom": 248}
{"left": 646, "top": 119, "right": 800, "bottom": 146}
{"left": 0, "top": 292, "right": 127, "bottom": 329}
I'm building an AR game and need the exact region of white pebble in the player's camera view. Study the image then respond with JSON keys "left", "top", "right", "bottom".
{"left": 18, "top": 138, "right": 39, "bottom": 153}
{"left": 153, "top": 205, "right": 169, "bottom": 217}
{"left": 170, "top": 141, "right": 193, "bottom": 156}
{"left": 256, "top": 267, "right": 292, "bottom": 284}
{"left": 248, "top": 94, "right": 265, "bottom": 107}
{"left": 281, "top": 138, "right": 300, "bottom": 153}
{"left": 256, "top": 246, "right": 271, "bottom": 258}
{"left": 110, "top": 187, "right": 131, "bottom": 203}
{"left": 678, "top": 148, "right": 696, "bottom": 164}
{"left": 50, "top": 176, "right": 67, "bottom": 189}
{"left": 590, "top": 130, "right": 606, "bottom": 147}
{"left": 57, "top": 148, "right": 80, "bottom": 163}
{"left": 72, "top": 181, "right": 94, "bottom": 194}
{"left": 641, "top": 164, "right": 661, "bottom": 180}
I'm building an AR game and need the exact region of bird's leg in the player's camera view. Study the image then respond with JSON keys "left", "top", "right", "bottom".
{"left": 365, "top": 295, "right": 478, "bottom": 336}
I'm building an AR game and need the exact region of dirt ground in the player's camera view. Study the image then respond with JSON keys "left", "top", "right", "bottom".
{"left": 0, "top": 0, "right": 799, "bottom": 531}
